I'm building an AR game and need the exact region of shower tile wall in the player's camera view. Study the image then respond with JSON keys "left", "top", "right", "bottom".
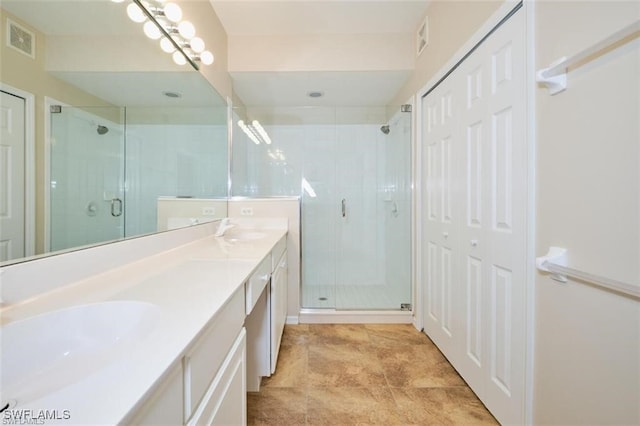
{"left": 125, "top": 124, "right": 227, "bottom": 236}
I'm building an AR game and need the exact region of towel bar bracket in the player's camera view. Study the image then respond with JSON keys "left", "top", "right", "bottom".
{"left": 536, "top": 246, "right": 568, "bottom": 283}
{"left": 536, "top": 57, "right": 567, "bottom": 95}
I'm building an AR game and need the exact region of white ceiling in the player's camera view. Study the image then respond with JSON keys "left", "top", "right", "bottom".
{"left": 231, "top": 70, "right": 411, "bottom": 107}
{"left": 210, "top": 0, "right": 430, "bottom": 107}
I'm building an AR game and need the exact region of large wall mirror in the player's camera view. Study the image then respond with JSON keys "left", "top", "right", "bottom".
{"left": 0, "top": 0, "right": 229, "bottom": 266}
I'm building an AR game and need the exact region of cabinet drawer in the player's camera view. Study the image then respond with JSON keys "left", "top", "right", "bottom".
{"left": 271, "top": 235, "right": 287, "bottom": 272}
{"left": 245, "top": 255, "right": 271, "bottom": 314}
{"left": 185, "top": 287, "right": 244, "bottom": 417}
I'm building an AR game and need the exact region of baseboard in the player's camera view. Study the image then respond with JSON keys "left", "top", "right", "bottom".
{"left": 298, "top": 309, "right": 413, "bottom": 324}
{"left": 286, "top": 315, "right": 300, "bottom": 325}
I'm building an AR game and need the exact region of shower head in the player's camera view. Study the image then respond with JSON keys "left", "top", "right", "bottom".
{"left": 97, "top": 125, "right": 109, "bottom": 135}
{"left": 380, "top": 125, "right": 390, "bottom": 135}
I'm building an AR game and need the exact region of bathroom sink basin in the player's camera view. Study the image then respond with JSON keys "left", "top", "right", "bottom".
{"left": 0, "top": 300, "right": 159, "bottom": 404}
{"left": 225, "top": 231, "right": 267, "bottom": 242}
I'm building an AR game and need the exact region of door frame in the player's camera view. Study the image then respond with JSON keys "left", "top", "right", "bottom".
{"left": 413, "top": 0, "right": 535, "bottom": 424}
{"left": 43, "top": 96, "right": 69, "bottom": 252}
{"left": 0, "top": 83, "right": 36, "bottom": 258}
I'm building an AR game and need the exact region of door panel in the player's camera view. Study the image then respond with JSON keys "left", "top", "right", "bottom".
{"left": 422, "top": 81, "right": 461, "bottom": 356}
{"left": 0, "top": 91, "right": 25, "bottom": 262}
{"left": 422, "top": 8, "right": 526, "bottom": 425}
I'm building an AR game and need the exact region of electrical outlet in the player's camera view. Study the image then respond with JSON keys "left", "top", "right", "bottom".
{"left": 202, "top": 207, "right": 216, "bottom": 216}
{"left": 240, "top": 207, "right": 253, "bottom": 216}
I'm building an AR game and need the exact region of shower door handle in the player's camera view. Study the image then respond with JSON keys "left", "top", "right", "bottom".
{"left": 111, "top": 198, "right": 123, "bottom": 217}
{"left": 341, "top": 198, "right": 346, "bottom": 218}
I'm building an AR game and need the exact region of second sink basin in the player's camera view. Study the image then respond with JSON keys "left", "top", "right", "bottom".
{"left": 0, "top": 300, "right": 160, "bottom": 405}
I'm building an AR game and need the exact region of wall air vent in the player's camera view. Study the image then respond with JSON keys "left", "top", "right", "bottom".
{"left": 6, "top": 18, "right": 35, "bottom": 59}
{"left": 416, "top": 16, "right": 428, "bottom": 56}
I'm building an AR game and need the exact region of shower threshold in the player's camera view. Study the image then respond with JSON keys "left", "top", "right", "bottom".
{"left": 298, "top": 308, "right": 413, "bottom": 324}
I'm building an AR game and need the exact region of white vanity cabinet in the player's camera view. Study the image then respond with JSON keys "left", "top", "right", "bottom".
{"left": 186, "top": 329, "right": 246, "bottom": 426}
{"left": 246, "top": 234, "right": 288, "bottom": 390}
{"left": 126, "top": 362, "right": 184, "bottom": 425}
{"left": 126, "top": 287, "right": 246, "bottom": 426}
{"left": 184, "top": 289, "right": 246, "bottom": 424}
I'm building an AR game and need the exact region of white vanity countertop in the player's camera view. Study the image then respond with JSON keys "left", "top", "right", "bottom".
{"left": 0, "top": 224, "right": 287, "bottom": 425}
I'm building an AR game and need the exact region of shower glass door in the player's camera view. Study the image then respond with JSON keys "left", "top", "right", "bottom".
{"left": 229, "top": 105, "right": 412, "bottom": 311}
{"left": 301, "top": 106, "right": 412, "bottom": 310}
{"left": 49, "top": 106, "right": 125, "bottom": 251}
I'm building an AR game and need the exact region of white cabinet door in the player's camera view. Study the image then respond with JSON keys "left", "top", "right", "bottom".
{"left": 187, "top": 329, "right": 246, "bottom": 426}
{"left": 124, "top": 363, "right": 184, "bottom": 425}
{"left": 421, "top": 8, "right": 527, "bottom": 425}
{"left": 270, "top": 250, "right": 288, "bottom": 373}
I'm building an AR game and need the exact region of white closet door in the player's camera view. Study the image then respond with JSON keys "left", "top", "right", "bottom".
{"left": 421, "top": 80, "right": 461, "bottom": 358}
{"left": 421, "top": 8, "right": 526, "bottom": 425}
{"left": 0, "top": 91, "right": 26, "bottom": 262}
{"left": 460, "top": 10, "right": 526, "bottom": 424}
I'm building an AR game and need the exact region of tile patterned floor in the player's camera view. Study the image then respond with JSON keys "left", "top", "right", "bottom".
{"left": 247, "top": 324, "right": 498, "bottom": 425}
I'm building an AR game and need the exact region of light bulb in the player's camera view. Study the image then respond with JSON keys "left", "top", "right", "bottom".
{"left": 143, "top": 21, "right": 162, "bottom": 40}
{"left": 160, "top": 37, "right": 176, "bottom": 53}
{"left": 163, "top": 2, "right": 182, "bottom": 23}
{"left": 199, "top": 50, "right": 214, "bottom": 65}
{"left": 190, "top": 37, "right": 205, "bottom": 53}
{"left": 126, "top": 3, "right": 147, "bottom": 23}
{"left": 172, "top": 50, "right": 187, "bottom": 65}
{"left": 111, "top": 0, "right": 126, "bottom": 3}
{"left": 178, "top": 21, "right": 196, "bottom": 39}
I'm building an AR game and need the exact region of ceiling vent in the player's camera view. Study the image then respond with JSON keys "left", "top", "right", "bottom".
{"left": 416, "top": 16, "right": 428, "bottom": 56}
{"left": 6, "top": 18, "right": 35, "bottom": 59}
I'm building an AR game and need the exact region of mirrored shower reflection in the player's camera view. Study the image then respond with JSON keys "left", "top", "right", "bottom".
{"left": 231, "top": 106, "right": 412, "bottom": 310}
{"left": 49, "top": 106, "right": 125, "bottom": 251}
{"left": 49, "top": 106, "right": 228, "bottom": 252}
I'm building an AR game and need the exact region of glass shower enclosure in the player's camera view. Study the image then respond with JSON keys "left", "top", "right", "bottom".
{"left": 49, "top": 106, "right": 125, "bottom": 251}
{"left": 232, "top": 105, "right": 412, "bottom": 310}
{"left": 48, "top": 104, "right": 228, "bottom": 253}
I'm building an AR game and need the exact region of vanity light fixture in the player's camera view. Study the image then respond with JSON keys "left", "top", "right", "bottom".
{"left": 120, "top": 0, "right": 214, "bottom": 70}
{"left": 237, "top": 120, "right": 272, "bottom": 145}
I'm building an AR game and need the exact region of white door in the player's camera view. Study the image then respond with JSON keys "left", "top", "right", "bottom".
{"left": 421, "top": 8, "right": 526, "bottom": 425}
{"left": 422, "top": 80, "right": 461, "bottom": 358}
{"left": 0, "top": 91, "right": 25, "bottom": 262}
{"left": 458, "top": 10, "right": 526, "bottom": 424}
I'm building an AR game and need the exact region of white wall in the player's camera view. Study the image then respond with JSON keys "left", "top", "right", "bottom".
{"left": 534, "top": 2, "right": 640, "bottom": 424}
{"left": 228, "top": 33, "right": 413, "bottom": 73}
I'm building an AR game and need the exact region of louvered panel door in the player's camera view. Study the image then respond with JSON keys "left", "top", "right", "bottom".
{"left": 421, "top": 8, "right": 527, "bottom": 425}
{"left": 421, "top": 80, "right": 461, "bottom": 358}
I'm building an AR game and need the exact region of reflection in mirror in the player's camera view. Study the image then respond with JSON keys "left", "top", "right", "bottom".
{"left": 0, "top": 0, "right": 228, "bottom": 265}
